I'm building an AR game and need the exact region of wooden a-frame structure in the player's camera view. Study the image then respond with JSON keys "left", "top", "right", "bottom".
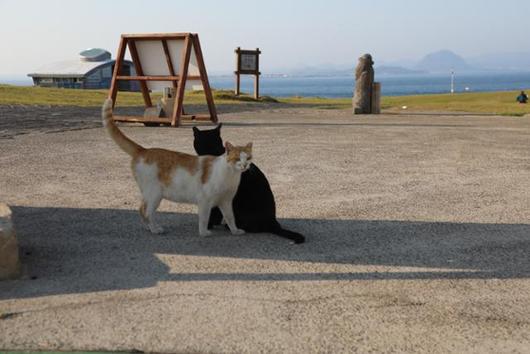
{"left": 108, "top": 33, "right": 218, "bottom": 127}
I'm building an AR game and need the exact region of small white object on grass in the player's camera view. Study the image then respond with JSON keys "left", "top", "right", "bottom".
{"left": 402, "top": 105, "right": 408, "bottom": 110}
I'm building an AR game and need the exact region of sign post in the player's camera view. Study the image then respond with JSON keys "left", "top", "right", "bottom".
{"left": 234, "top": 47, "right": 261, "bottom": 99}
{"left": 109, "top": 32, "right": 218, "bottom": 127}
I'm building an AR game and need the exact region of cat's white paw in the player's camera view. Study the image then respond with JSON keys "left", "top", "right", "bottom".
{"left": 200, "top": 230, "right": 212, "bottom": 237}
{"left": 149, "top": 224, "right": 165, "bottom": 234}
{"left": 231, "top": 228, "right": 245, "bottom": 235}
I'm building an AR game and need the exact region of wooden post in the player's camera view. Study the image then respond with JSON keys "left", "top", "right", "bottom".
{"left": 254, "top": 75, "right": 259, "bottom": 99}
{"left": 235, "top": 74, "right": 241, "bottom": 96}
{"left": 161, "top": 39, "right": 178, "bottom": 90}
{"left": 172, "top": 34, "right": 192, "bottom": 126}
{"left": 254, "top": 47, "right": 260, "bottom": 99}
{"left": 235, "top": 47, "right": 241, "bottom": 96}
{"left": 371, "top": 82, "right": 381, "bottom": 114}
{"left": 192, "top": 34, "right": 218, "bottom": 123}
{"left": 128, "top": 40, "right": 153, "bottom": 107}
{"left": 109, "top": 37, "right": 127, "bottom": 107}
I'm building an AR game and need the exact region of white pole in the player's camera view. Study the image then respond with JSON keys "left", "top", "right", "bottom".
{"left": 450, "top": 69, "right": 455, "bottom": 94}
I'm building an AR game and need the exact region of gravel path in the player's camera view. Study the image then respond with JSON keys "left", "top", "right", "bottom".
{"left": 0, "top": 108, "right": 529, "bottom": 353}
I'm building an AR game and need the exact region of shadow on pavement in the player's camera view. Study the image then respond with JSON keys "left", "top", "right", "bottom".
{"left": 1, "top": 206, "right": 529, "bottom": 300}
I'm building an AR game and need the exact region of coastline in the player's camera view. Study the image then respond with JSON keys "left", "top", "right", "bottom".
{"left": 3, "top": 71, "right": 530, "bottom": 98}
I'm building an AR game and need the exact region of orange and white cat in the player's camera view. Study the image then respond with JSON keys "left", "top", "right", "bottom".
{"left": 101, "top": 99, "right": 252, "bottom": 237}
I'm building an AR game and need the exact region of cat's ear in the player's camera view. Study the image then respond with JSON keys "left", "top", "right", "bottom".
{"left": 192, "top": 126, "right": 200, "bottom": 136}
{"left": 246, "top": 142, "right": 253, "bottom": 150}
{"left": 216, "top": 123, "right": 222, "bottom": 130}
{"left": 225, "top": 141, "right": 234, "bottom": 152}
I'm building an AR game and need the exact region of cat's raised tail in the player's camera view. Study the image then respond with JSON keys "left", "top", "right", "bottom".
{"left": 101, "top": 99, "right": 144, "bottom": 157}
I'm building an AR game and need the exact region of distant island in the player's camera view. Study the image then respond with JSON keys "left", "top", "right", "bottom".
{"left": 263, "top": 50, "right": 530, "bottom": 77}
{"left": 376, "top": 66, "right": 426, "bottom": 75}
{"left": 265, "top": 65, "right": 426, "bottom": 78}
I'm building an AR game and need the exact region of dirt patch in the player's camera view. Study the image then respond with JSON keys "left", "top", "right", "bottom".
{"left": 0, "top": 102, "right": 312, "bottom": 139}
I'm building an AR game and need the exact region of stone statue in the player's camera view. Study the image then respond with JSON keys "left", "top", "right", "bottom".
{"left": 353, "top": 54, "right": 375, "bottom": 114}
{"left": 0, "top": 203, "right": 20, "bottom": 280}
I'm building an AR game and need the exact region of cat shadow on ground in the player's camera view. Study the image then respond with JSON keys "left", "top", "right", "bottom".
{"left": 1, "top": 206, "right": 529, "bottom": 300}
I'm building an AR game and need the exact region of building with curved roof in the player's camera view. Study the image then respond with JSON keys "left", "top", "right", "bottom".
{"left": 27, "top": 48, "right": 138, "bottom": 91}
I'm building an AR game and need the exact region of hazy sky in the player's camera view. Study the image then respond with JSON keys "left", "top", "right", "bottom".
{"left": 1, "top": 0, "right": 529, "bottom": 76}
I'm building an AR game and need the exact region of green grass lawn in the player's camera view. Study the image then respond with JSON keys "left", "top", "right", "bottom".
{"left": 382, "top": 90, "right": 530, "bottom": 116}
{"left": 0, "top": 84, "right": 529, "bottom": 116}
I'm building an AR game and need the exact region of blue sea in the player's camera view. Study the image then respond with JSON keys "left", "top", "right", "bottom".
{"left": 209, "top": 72, "right": 530, "bottom": 98}
{"left": 4, "top": 72, "right": 530, "bottom": 98}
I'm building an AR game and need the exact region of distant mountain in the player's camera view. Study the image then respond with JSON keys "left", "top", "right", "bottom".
{"left": 283, "top": 51, "right": 477, "bottom": 76}
{"left": 211, "top": 50, "right": 530, "bottom": 77}
{"left": 416, "top": 50, "right": 472, "bottom": 72}
{"left": 286, "top": 64, "right": 426, "bottom": 77}
{"left": 376, "top": 66, "right": 426, "bottom": 75}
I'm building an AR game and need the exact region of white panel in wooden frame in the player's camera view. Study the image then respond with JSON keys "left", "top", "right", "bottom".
{"left": 135, "top": 39, "right": 202, "bottom": 92}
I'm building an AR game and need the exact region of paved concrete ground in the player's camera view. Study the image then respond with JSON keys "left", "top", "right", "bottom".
{"left": 0, "top": 107, "right": 529, "bottom": 353}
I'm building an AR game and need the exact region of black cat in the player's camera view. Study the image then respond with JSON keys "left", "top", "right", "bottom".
{"left": 193, "top": 124, "right": 305, "bottom": 244}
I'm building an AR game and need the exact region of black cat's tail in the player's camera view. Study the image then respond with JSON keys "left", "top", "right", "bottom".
{"left": 271, "top": 221, "right": 305, "bottom": 244}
